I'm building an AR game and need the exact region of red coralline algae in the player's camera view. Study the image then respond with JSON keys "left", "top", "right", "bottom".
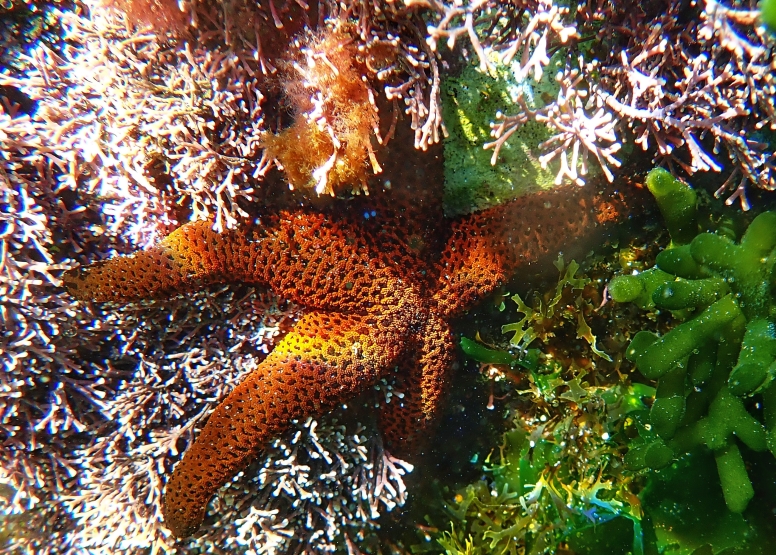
{"left": 62, "top": 182, "right": 629, "bottom": 537}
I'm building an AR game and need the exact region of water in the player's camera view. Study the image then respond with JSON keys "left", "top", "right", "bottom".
{"left": 1, "top": 0, "right": 775, "bottom": 553}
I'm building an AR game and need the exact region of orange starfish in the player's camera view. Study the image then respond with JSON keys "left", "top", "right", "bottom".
{"left": 62, "top": 184, "right": 625, "bottom": 538}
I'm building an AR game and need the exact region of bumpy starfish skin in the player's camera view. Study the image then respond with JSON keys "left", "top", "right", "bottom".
{"left": 63, "top": 184, "right": 623, "bottom": 537}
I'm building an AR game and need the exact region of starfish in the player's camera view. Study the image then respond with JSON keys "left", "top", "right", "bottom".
{"left": 62, "top": 184, "right": 625, "bottom": 538}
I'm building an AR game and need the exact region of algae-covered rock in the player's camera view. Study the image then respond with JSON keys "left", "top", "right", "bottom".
{"left": 441, "top": 52, "right": 564, "bottom": 215}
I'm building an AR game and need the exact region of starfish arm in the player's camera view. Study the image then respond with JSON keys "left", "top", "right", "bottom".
{"left": 379, "top": 314, "right": 454, "bottom": 454}
{"left": 433, "top": 223, "right": 511, "bottom": 318}
{"left": 162, "top": 309, "right": 407, "bottom": 538}
{"left": 433, "top": 185, "right": 625, "bottom": 317}
{"left": 62, "top": 210, "right": 421, "bottom": 314}
{"left": 62, "top": 220, "right": 267, "bottom": 302}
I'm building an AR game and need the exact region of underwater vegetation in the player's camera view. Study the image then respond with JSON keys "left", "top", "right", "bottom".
{"left": 2, "top": 0, "right": 776, "bottom": 554}
{"left": 439, "top": 168, "right": 776, "bottom": 555}
{"left": 440, "top": 49, "right": 563, "bottom": 215}
{"left": 435, "top": 0, "right": 776, "bottom": 210}
{"left": 763, "top": 0, "right": 776, "bottom": 30}
{"left": 0, "top": 0, "right": 67, "bottom": 73}
{"left": 261, "top": 22, "right": 392, "bottom": 197}
{"left": 437, "top": 255, "right": 647, "bottom": 555}
{"left": 610, "top": 168, "right": 776, "bottom": 514}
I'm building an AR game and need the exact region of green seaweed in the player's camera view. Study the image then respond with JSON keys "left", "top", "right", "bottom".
{"left": 645, "top": 167, "right": 698, "bottom": 246}
{"left": 640, "top": 449, "right": 776, "bottom": 555}
{"left": 609, "top": 169, "right": 776, "bottom": 515}
{"left": 762, "top": 0, "right": 776, "bottom": 32}
{"left": 501, "top": 257, "right": 610, "bottom": 360}
{"left": 440, "top": 182, "right": 776, "bottom": 554}
{"left": 434, "top": 373, "right": 646, "bottom": 555}
{"left": 626, "top": 295, "right": 743, "bottom": 380}
{"left": 443, "top": 258, "right": 648, "bottom": 555}
{"left": 459, "top": 337, "right": 540, "bottom": 371}
{"left": 608, "top": 267, "right": 676, "bottom": 310}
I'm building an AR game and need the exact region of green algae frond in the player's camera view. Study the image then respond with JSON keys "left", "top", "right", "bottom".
{"left": 762, "top": 0, "right": 776, "bottom": 31}
{"left": 500, "top": 257, "right": 611, "bottom": 361}
{"left": 436, "top": 175, "right": 776, "bottom": 555}
{"left": 610, "top": 169, "right": 776, "bottom": 515}
{"left": 645, "top": 167, "right": 698, "bottom": 246}
{"left": 444, "top": 257, "right": 645, "bottom": 555}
